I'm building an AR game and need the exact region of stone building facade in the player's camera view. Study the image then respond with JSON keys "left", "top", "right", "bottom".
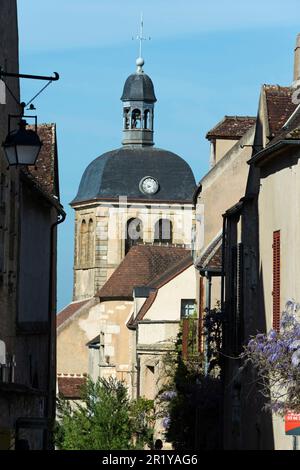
{"left": 193, "top": 115, "right": 256, "bottom": 352}
{"left": 0, "top": 2, "right": 64, "bottom": 449}
{"left": 221, "top": 35, "right": 300, "bottom": 450}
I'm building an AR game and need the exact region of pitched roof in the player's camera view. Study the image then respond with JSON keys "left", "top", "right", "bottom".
{"left": 149, "top": 253, "right": 192, "bottom": 289}
{"left": 250, "top": 105, "right": 300, "bottom": 166}
{"left": 57, "top": 299, "right": 90, "bottom": 328}
{"left": 264, "top": 85, "right": 298, "bottom": 138}
{"left": 196, "top": 233, "right": 222, "bottom": 273}
{"left": 128, "top": 253, "right": 193, "bottom": 327}
{"left": 97, "top": 244, "right": 190, "bottom": 300}
{"left": 28, "top": 123, "right": 59, "bottom": 198}
{"left": 128, "top": 290, "right": 157, "bottom": 328}
{"left": 57, "top": 375, "right": 86, "bottom": 399}
{"left": 206, "top": 116, "right": 256, "bottom": 140}
{"left": 270, "top": 103, "right": 300, "bottom": 143}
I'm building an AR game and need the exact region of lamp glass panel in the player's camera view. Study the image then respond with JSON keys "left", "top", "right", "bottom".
{"left": 4, "top": 146, "right": 17, "bottom": 165}
{"left": 16, "top": 145, "right": 41, "bottom": 165}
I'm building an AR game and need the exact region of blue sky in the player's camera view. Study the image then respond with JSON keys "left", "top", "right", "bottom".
{"left": 17, "top": 0, "right": 299, "bottom": 310}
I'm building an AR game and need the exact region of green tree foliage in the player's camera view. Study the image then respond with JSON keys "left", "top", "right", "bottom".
{"left": 55, "top": 376, "right": 154, "bottom": 450}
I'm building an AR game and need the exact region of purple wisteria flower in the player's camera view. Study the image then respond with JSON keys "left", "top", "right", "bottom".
{"left": 162, "top": 416, "right": 171, "bottom": 429}
{"left": 268, "top": 330, "right": 277, "bottom": 340}
{"left": 289, "top": 340, "right": 300, "bottom": 351}
{"left": 160, "top": 391, "right": 177, "bottom": 401}
{"left": 291, "top": 350, "right": 300, "bottom": 367}
{"left": 242, "top": 300, "right": 300, "bottom": 415}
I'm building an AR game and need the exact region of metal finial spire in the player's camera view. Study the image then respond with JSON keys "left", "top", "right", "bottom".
{"left": 133, "top": 13, "right": 150, "bottom": 73}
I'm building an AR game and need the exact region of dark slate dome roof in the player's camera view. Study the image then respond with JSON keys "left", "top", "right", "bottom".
{"left": 121, "top": 73, "right": 157, "bottom": 103}
{"left": 72, "top": 147, "right": 196, "bottom": 204}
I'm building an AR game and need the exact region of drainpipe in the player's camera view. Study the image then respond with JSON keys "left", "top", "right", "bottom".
{"left": 45, "top": 205, "right": 66, "bottom": 449}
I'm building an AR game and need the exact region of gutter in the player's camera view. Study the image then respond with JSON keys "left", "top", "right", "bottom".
{"left": 20, "top": 170, "right": 63, "bottom": 213}
{"left": 248, "top": 139, "right": 300, "bottom": 166}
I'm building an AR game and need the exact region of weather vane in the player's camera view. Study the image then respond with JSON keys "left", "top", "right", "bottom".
{"left": 133, "top": 13, "right": 151, "bottom": 59}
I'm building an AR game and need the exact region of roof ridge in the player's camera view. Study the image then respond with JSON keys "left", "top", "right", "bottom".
{"left": 97, "top": 245, "right": 190, "bottom": 300}
{"left": 206, "top": 115, "right": 256, "bottom": 139}
{"left": 149, "top": 253, "right": 192, "bottom": 288}
{"left": 57, "top": 298, "right": 93, "bottom": 328}
{"left": 263, "top": 84, "right": 291, "bottom": 90}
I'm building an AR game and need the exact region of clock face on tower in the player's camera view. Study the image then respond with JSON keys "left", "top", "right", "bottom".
{"left": 139, "top": 176, "right": 159, "bottom": 195}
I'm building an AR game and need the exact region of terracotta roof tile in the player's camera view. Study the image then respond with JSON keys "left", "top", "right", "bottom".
{"left": 206, "top": 116, "right": 256, "bottom": 140}
{"left": 264, "top": 85, "right": 297, "bottom": 138}
{"left": 268, "top": 104, "right": 300, "bottom": 145}
{"left": 57, "top": 299, "right": 90, "bottom": 328}
{"left": 129, "top": 290, "right": 158, "bottom": 327}
{"left": 57, "top": 376, "right": 86, "bottom": 399}
{"left": 97, "top": 244, "right": 189, "bottom": 300}
{"left": 149, "top": 253, "right": 192, "bottom": 288}
{"left": 128, "top": 253, "right": 193, "bottom": 327}
{"left": 28, "top": 123, "right": 59, "bottom": 198}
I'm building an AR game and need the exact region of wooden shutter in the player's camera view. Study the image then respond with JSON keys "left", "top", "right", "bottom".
{"left": 182, "top": 318, "right": 189, "bottom": 360}
{"left": 272, "top": 231, "right": 281, "bottom": 332}
{"left": 198, "top": 277, "right": 204, "bottom": 353}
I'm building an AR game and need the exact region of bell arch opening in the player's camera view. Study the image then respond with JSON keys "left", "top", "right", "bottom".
{"left": 154, "top": 218, "right": 173, "bottom": 244}
{"left": 125, "top": 218, "right": 143, "bottom": 254}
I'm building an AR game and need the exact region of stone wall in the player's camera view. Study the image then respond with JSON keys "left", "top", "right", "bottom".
{"left": 73, "top": 201, "right": 195, "bottom": 300}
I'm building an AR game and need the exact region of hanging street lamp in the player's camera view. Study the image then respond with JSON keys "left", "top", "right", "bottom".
{"left": 0, "top": 69, "right": 59, "bottom": 166}
{"left": 3, "top": 116, "right": 42, "bottom": 166}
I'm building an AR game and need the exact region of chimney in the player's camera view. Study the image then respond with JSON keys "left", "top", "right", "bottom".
{"left": 294, "top": 34, "right": 300, "bottom": 82}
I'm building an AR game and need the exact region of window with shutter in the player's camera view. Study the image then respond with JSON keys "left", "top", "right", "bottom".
{"left": 272, "top": 231, "right": 281, "bottom": 332}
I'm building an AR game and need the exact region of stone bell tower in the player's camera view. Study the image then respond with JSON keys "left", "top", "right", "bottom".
{"left": 71, "top": 51, "right": 196, "bottom": 302}
{"left": 121, "top": 57, "right": 156, "bottom": 147}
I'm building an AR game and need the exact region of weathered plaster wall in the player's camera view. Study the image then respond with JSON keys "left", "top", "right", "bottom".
{"left": 97, "top": 300, "right": 134, "bottom": 390}
{"left": 57, "top": 299, "right": 97, "bottom": 375}
{"left": 215, "top": 138, "right": 238, "bottom": 164}
{"left": 259, "top": 152, "right": 300, "bottom": 324}
{"left": 258, "top": 150, "right": 300, "bottom": 449}
{"left": 196, "top": 127, "right": 254, "bottom": 251}
{"left": 146, "top": 265, "right": 196, "bottom": 321}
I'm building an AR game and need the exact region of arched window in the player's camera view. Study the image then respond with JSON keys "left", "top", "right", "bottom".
{"left": 124, "top": 107, "right": 130, "bottom": 130}
{"left": 154, "top": 219, "right": 173, "bottom": 244}
{"left": 131, "top": 109, "right": 141, "bottom": 129}
{"left": 144, "top": 109, "right": 150, "bottom": 129}
{"left": 80, "top": 220, "right": 88, "bottom": 265}
{"left": 125, "top": 218, "right": 143, "bottom": 254}
{"left": 87, "top": 219, "right": 94, "bottom": 265}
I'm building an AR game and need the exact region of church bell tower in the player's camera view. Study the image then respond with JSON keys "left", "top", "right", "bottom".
{"left": 121, "top": 57, "right": 156, "bottom": 147}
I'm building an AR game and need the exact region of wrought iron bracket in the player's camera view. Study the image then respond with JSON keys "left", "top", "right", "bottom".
{"left": 0, "top": 69, "right": 59, "bottom": 81}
